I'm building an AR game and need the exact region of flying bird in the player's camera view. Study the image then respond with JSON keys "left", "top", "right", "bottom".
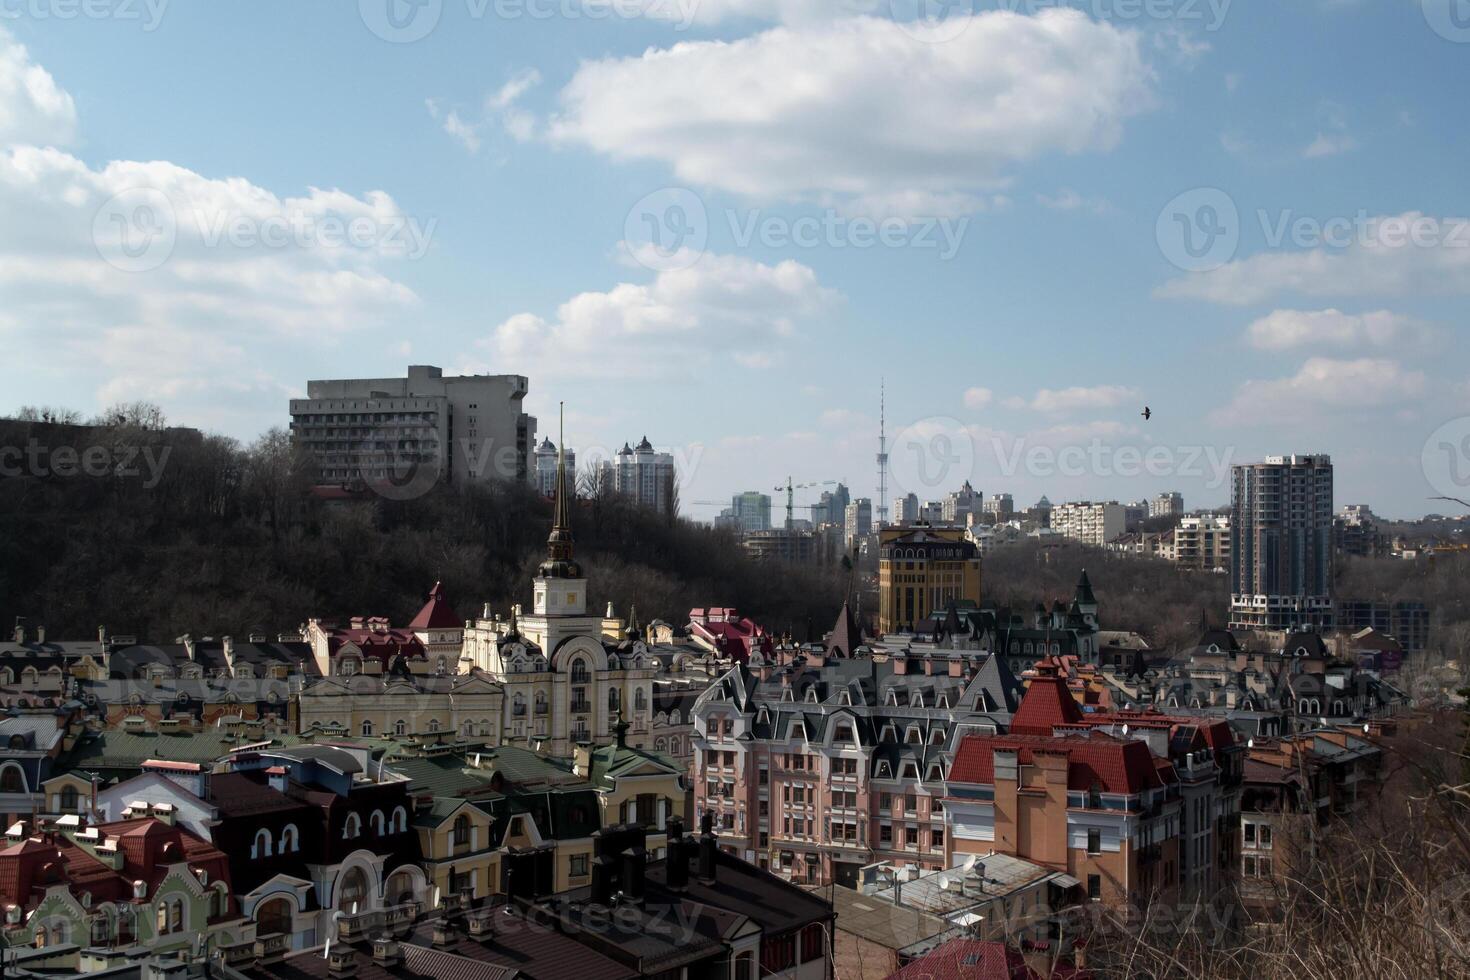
{"left": 1141, "top": 406, "right": 1152, "bottom": 422}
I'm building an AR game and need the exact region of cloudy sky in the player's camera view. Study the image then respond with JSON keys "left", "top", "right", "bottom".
{"left": 2, "top": 1, "right": 1468, "bottom": 518}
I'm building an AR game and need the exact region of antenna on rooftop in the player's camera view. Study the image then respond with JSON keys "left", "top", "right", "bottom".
{"left": 876, "top": 380, "right": 889, "bottom": 528}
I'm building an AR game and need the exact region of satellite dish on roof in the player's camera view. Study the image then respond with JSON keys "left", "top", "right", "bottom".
{"left": 1247, "top": 738, "right": 1254, "bottom": 748}
{"left": 1121, "top": 724, "right": 1129, "bottom": 736}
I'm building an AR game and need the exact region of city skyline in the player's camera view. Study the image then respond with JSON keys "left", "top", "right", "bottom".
{"left": 4, "top": 5, "right": 1469, "bottom": 520}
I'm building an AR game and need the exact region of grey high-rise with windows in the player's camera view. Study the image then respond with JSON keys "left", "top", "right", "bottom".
{"left": 1229, "top": 454, "right": 1334, "bottom": 631}
{"left": 289, "top": 365, "right": 535, "bottom": 487}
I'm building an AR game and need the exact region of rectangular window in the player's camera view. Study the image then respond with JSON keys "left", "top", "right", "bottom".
{"left": 1088, "top": 875, "right": 1101, "bottom": 901}
{"left": 569, "top": 854, "right": 588, "bottom": 877}
{"left": 1087, "top": 829, "right": 1101, "bottom": 855}
{"left": 1244, "top": 823, "right": 1256, "bottom": 845}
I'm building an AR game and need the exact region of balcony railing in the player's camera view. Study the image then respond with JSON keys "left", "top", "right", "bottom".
{"left": 253, "top": 932, "right": 290, "bottom": 964}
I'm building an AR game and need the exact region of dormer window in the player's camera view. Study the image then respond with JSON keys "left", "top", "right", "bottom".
{"left": 885, "top": 690, "right": 898, "bottom": 707}
{"left": 875, "top": 760, "right": 891, "bottom": 779}
{"left": 905, "top": 726, "right": 923, "bottom": 744}
{"left": 902, "top": 762, "right": 919, "bottom": 779}
{"left": 781, "top": 688, "right": 794, "bottom": 702}
{"left": 912, "top": 692, "right": 924, "bottom": 709}
{"left": 927, "top": 763, "right": 944, "bottom": 781}
{"left": 804, "top": 688, "right": 818, "bottom": 704}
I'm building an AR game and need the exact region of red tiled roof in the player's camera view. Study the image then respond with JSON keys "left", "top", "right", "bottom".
{"left": 408, "top": 582, "right": 463, "bottom": 631}
{"left": 949, "top": 731, "right": 1173, "bottom": 795}
{"left": 1009, "top": 668, "right": 1085, "bottom": 736}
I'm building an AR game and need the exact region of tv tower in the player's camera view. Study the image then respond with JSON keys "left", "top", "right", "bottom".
{"left": 876, "top": 380, "right": 889, "bottom": 528}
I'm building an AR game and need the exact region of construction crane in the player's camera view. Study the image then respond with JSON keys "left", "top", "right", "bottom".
{"left": 775, "top": 477, "right": 837, "bottom": 530}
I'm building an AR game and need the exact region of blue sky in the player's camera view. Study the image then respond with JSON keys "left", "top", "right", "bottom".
{"left": 2, "top": 0, "right": 1468, "bottom": 519}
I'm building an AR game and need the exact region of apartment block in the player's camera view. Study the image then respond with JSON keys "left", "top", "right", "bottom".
{"left": 1230, "top": 455, "right": 1335, "bottom": 631}
{"left": 1174, "top": 514, "right": 1232, "bottom": 571}
{"left": 1049, "top": 501, "right": 1126, "bottom": 547}
{"left": 289, "top": 365, "right": 533, "bottom": 488}
{"left": 878, "top": 525, "right": 983, "bottom": 636}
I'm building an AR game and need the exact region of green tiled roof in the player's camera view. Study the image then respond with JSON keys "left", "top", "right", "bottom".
{"left": 585, "top": 742, "right": 682, "bottom": 790}
{"left": 57, "top": 729, "right": 307, "bottom": 777}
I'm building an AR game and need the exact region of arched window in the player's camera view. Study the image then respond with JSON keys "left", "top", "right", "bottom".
{"left": 428, "top": 719, "right": 441, "bottom": 733}
{"left": 634, "top": 688, "right": 647, "bottom": 710}
{"left": 394, "top": 719, "right": 407, "bottom": 736}
{"left": 34, "top": 925, "right": 47, "bottom": 949}
{"left": 392, "top": 807, "right": 408, "bottom": 833}
{"left": 608, "top": 688, "right": 620, "bottom": 711}
{"left": 462, "top": 720, "right": 474, "bottom": 736}
{"left": 257, "top": 897, "right": 292, "bottom": 937}
{"left": 571, "top": 659, "right": 590, "bottom": 684}
{"left": 370, "top": 810, "right": 386, "bottom": 836}
{"left": 169, "top": 899, "right": 184, "bottom": 933}
{"left": 252, "top": 828, "right": 273, "bottom": 859}
{"left": 360, "top": 720, "right": 374, "bottom": 737}
{"left": 155, "top": 904, "right": 168, "bottom": 934}
{"left": 343, "top": 813, "right": 361, "bottom": 839}
{"left": 0, "top": 764, "right": 26, "bottom": 794}
{"left": 279, "top": 824, "right": 299, "bottom": 853}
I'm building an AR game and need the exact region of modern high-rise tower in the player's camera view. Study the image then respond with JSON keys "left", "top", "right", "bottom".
{"left": 1229, "top": 454, "right": 1335, "bottom": 631}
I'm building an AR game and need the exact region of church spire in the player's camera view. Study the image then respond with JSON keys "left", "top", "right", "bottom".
{"left": 540, "top": 402, "right": 582, "bottom": 579}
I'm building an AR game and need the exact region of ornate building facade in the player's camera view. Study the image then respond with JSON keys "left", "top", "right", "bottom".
{"left": 462, "top": 422, "right": 660, "bottom": 756}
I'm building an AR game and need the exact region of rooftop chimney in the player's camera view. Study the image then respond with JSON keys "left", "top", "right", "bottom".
{"left": 35, "top": 626, "right": 45, "bottom": 645}
{"left": 371, "top": 938, "right": 402, "bottom": 967}
{"left": 697, "top": 813, "right": 717, "bottom": 884}
{"left": 666, "top": 817, "right": 689, "bottom": 891}
{"left": 621, "top": 845, "right": 646, "bottom": 903}
{"left": 431, "top": 919, "right": 456, "bottom": 949}
{"left": 590, "top": 854, "right": 614, "bottom": 906}
{"left": 327, "top": 947, "right": 358, "bottom": 979}
{"left": 12, "top": 624, "right": 22, "bottom": 644}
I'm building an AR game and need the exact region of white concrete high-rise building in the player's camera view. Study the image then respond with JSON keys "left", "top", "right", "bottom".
{"left": 533, "top": 438, "right": 575, "bottom": 498}
{"left": 289, "top": 365, "right": 534, "bottom": 488}
{"left": 598, "top": 436, "right": 677, "bottom": 515}
{"left": 1049, "top": 501, "right": 1127, "bottom": 547}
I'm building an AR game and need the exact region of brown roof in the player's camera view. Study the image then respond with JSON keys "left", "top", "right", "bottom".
{"left": 249, "top": 945, "right": 517, "bottom": 980}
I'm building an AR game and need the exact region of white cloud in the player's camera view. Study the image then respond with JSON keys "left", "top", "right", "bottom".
{"left": 963, "top": 387, "right": 994, "bottom": 410}
{"left": 1244, "top": 309, "right": 1435, "bottom": 351}
{"left": 0, "top": 33, "right": 419, "bottom": 427}
{"left": 429, "top": 68, "right": 542, "bottom": 154}
{"left": 550, "top": 10, "right": 1154, "bottom": 215}
{"left": 479, "top": 248, "right": 838, "bottom": 378}
{"left": 1157, "top": 213, "right": 1470, "bottom": 305}
{"left": 1028, "top": 384, "right": 1141, "bottom": 414}
{"left": 1210, "top": 357, "right": 1427, "bottom": 426}
{"left": 1302, "top": 132, "right": 1356, "bottom": 158}
{"left": 0, "top": 27, "right": 76, "bottom": 147}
